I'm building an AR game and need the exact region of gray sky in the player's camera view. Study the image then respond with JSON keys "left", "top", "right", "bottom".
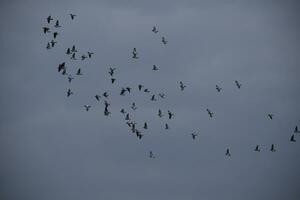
{"left": 0, "top": 0, "right": 300, "bottom": 199}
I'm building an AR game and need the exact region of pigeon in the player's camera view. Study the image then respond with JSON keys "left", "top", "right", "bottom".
{"left": 235, "top": 80, "right": 242, "bottom": 89}
{"left": 120, "top": 109, "right": 126, "bottom": 114}
{"left": 71, "top": 45, "right": 77, "bottom": 52}
{"left": 66, "top": 48, "right": 71, "bottom": 55}
{"left": 54, "top": 20, "right": 61, "bottom": 28}
{"left": 71, "top": 53, "right": 77, "bottom": 60}
{"left": 138, "top": 84, "right": 143, "bottom": 91}
{"left": 70, "top": 14, "right": 76, "bottom": 20}
{"left": 46, "top": 42, "right": 51, "bottom": 49}
{"left": 136, "top": 130, "right": 143, "bottom": 139}
{"left": 206, "top": 109, "right": 213, "bottom": 118}
{"left": 144, "top": 89, "right": 150, "bottom": 93}
{"left": 225, "top": 148, "right": 231, "bottom": 156}
{"left": 267, "top": 114, "right": 274, "bottom": 120}
{"left": 46, "top": 15, "right": 53, "bottom": 23}
{"left": 67, "top": 76, "right": 74, "bottom": 83}
{"left": 111, "top": 78, "right": 116, "bottom": 84}
{"left": 191, "top": 133, "right": 198, "bottom": 140}
{"left": 84, "top": 105, "right": 91, "bottom": 111}
{"left": 126, "top": 87, "right": 131, "bottom": 93}
{"left": 152, "top": 26, "right": 158, "bottom": 33}
{"left": 270, "top": 144, "right": 276, "bottom": 152}
{"left": 254, "top": 145, "right": 260, "bottom": 152}
{"left": 104, "top": 107, "right": 111, "bottom": 116}
{"left": 50, "top": 40, "right": 56, "bottom": 47}
{"left": 43, "top": 27, "right": 50, "bottom": 34}
{"left": 143, "top": 122, "right": 148, "bottom": 129}
{"left": 53, "top": 32, "right": 58, "bottom": 39}
{"left": 158, "top": 109, "right": 163, "bottom": 118}
{"left": 149, "top": 151, "right": 155, "bottom": 158}
{"left": 95, "top": 95, "right": 101, "bottom": 101}
{"left": 132, "top": 48, "right": 138, "bottom": 59}
{"left": 290, "top": 135, "right": 296, "bottom": 142}
{"left": 81, "top": 54, "right": 87, "bottom": 60}
{"left": 294, "top": 126, "right": 299, "bottom": 133}
{"left": 179, "top": 81, "right": 186, "bottom": 91}
{"left": 108, "top": 67, "right": 116, "bottom": 76}
{"left": 152, "top": 65, "right": 158, "bottom": 71}
{"left": 102, "top": 92, "right": 109, "bottom": 98}
{"left": 167, "top": 111, "right": 174, "bottom": 119}
{"left": 58, "top": 62, "right": 65, "bottom": 72}
{"left": 120, "top": 88, "right": 126, "bottom": 96}
{"left": 131, "top": 102, "right": 137, "bottom": 110}
{"left": 165, "top": 123, "right": 169, "bottom": 130}
{"left": 151, "top": 95, "right": 157, "bottom": 101}
{"left": 87, "top": 52, "right": 94, "bottom": 58}
{"left": 125, "top": 114, "right": 130, "bottom": 121}
{"left": 76, "top": 68, "right": 82, "bottom": 75}
{"left": 216, "top": 85, "right": 222, "bottom": 92}
{"left": 67, "top": 89, "right": 73, "bottom": 97}
{"left": 162, "top": 37, "right": 168, "bottom": 44}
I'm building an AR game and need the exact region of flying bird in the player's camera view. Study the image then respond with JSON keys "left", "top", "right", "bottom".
{"left": 152, "top": 65, "right": 158, "bottom": 71}
{"left": 294, "top": 126, "right": 299, "bottom": 133}
{"left": 46, "top": 42, "right": 51, "bottom": 49}
{"left": 267, "top": 114, "right": 274, "bottom": 120}
{"left": 162, "top": 37, "right": 168, "bottom": 44}
{"left": 84, "top": 105, "right": 91, "bottom": 111}
{"left": 104, "top": 107, "right": 111, "bottom": 116}
{"left": 50, "top": 40, "right": 56, "bottom": 47}
{"left": 108, "top": 67, "right": 116, "bottom": 76}
{"left": 87, "top": 52, "right": 94, "bottom": 58}
{"left": 206, "top": 109, "right": 213, "bottom": 118}
{"left": 132, "top": 48, "right": 138, "bottom": 59}
{"left": 159, "top": 93, "right": 165, "bottom": 98}
{"left": 144, "top": 89, "right": 150, "bottom": 93}
{"left": 167, "top": 111, "right": 174, "bottom": 119}
{"left": 66, "top": 48, "right": 71, "bottom": 55}
{"left": 143, "top": 122, "right": 148, "bottom": 129}
{"left": 149, "top": 151, "right": 155, "bottom": 158}
{"left": 95, "top": 95, "right": 101, "bottom": 101}
{"left": 270, "top": 144, "right": 276, "bottom": 152}
{"left": 81, "top": 54, "right": 87, "bottom": 60}
{"left": 120, "top": 88, "right": 126, "bottom": 96}
{"left": 290, "top": 135, "right": 296, "bottom": 142}
{"left": 54, "top": 20, "right": 61, "bottom": 28}
{"left": 138, "top": 84, "right": 143, "bottom": 91}
{"left": 111, "top": 78, "right": 116, "bottom": 84}
{"left": 46, "top": 15, "right": 53, "bottom": 23}
{"left": 70, "top": 14, "right": 76, "bottom": 20}
{"left": 67, "top": 89, "right": 73, "bottom": 97}
{"left": 235, "top": 80, "right": 242, "bottom": 89}
{"left": 67, "top": 76, "right": 74, "bottom": 83}
{"left": 125, "top": 114, "right": 130, "bottom": 121}
{"left": 179, "top": 81, "right": 186, "bottom": 91}
{"left": 216, "top": 85, "right": 222, "bottom": 92}
{"left": 126, "top": 87, "right": 131, "bottom": 93}
{"left": 58, "top": 62, "right": 65, "bottom": 72}
{"left": 158, "top": 109, "right": 163, "bottom": 118}
{"left": 254, "top": 145, "right": 260, "bottom": 152}
{"left": 165, "top": 123, "right": 169, "bottom": 130}
{"left": 120, "top": 109, "right": 126, "bottom": 114}
{"left": 76, "top": 68, "right": 82, "bottom": 75}
{"left": 151, "top": 95, "right": 157, "bottom": 101}
{"left": 43, "top": 27, "right": 50, "bottom": 34}
{"left": 102, "top": 92, "right": 109, "bottom": 98}
{"left": 191, "top": 133, "right": 198, "bottom": 140}
{"left": 152, "top": 26, "right": 158, "bottom": 33}
{"left": 225, "top": 148, "right": 231, "bottom": 156}
{"left": 53, "top": 32, "right": 58, "bottom": 39}
{"left": 131, "top": 102, "right": 137, "bottom": 110}
{"left": 71, "top": 45, "right": 77, "bottom": 52}
{"left": 71, "top": 53, "right": 77, "bottom": 60}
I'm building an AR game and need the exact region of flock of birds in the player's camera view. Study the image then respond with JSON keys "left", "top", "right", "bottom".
{"left": 42, "top": 14, "right": 299, "bottom": 159}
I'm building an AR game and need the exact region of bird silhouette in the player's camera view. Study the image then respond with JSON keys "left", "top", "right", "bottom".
{"left": 108, "top": 67, "right": 116, "bottom": 76}
{"left": 267, "top": 114, "right": 274, "bottom": 120}
{"left": 132, "top": 48, "right": 138, "bottom": 59}
{"left": 71, "top": 45, "right": 77, "bottom": 52}
{"left": 54, "top": 20, "right": 61, "bottom": 28}
{"left": 167, "top": 111, "right": 174, "bottom": 119}
{"left": 191, "top": 133, "right": 198, "bottom": 140}
{"left": 120, "top": 88, "right": 126, "bottom": 96}
{"left": 111, "top": 78, "right": 116, "bottom": 84}
{"left": 290, "top": 135, "right": 296, "bottom": 142}
{"left": 68, "top": 76, "right": 74, "bottom": 83}
{"left": 126, "top": 87, "right": 131, "bottom": 93}
{"left": 53, "top": 32, "right": 58, "bottom": 39}
{"left": 81, "top": 54, "right": 87, "bottom": 60}
{"left": 87, "top": 52, "right": 94, "bottom": 58}
{"left": 151, "top": 95, "right": 157, "bottom": 101}
{"left": 70, "top": 14, "right": 76, "bottom": 20}
{"left": 43, "top": 27, "right": 50, "bottom": 34}
{"left": 138, "top": 84, "right": 143, "bottom": 91}
{"left": 143, "top": 122, "right": 148, "bottom": 129}
{"left": 104, "top": 107, "right": 111, "bottom": 116}
{"left": 294, "top": 126, "right": 299, "bottom": 133}
{"left": 152, "top": 26, "right": 158, "bottom": 33}
{"left": 254, "top": 145, "right": 261, "bottom": 152}
{"left": 152, "top": 65, "right": 158, "bottom": 71}
{"left": 162, "top": 37, "right": 168, "bottom": 44}
{"left": 76, "top": 68, "right": 82, "bottom": 75}
{"left": 66, "top": 48, "right": 71, "bottom": 55}
{"left": 120, "top": 109, "right": 126, "bottom": 114}
{"left": 225, "top": 148, "right": 231, "bottom": 156}
{"left": 165, "top": 123, "right": 169, "bottom": 130}
{"left": 270, "top": 144, "right": 276, "bottom": 152}
{"left": 84, "top": 105, "right": 91, "bottom": 111}
{"left": 216, "top": 85, "right": 222, "bottom": 92}
{"left": 206, "top": 109, "right": 213, "bottom": 118}
{"left": 235, "top": 80, "right": 242, "bottom": 89}
{"left": 131, "top": 102, "right": 137, "bottom": 110}
{"left": 67, "top": 89, "right": 73, "bottom": 97}
{"left": 159, "top": 93, "right": 165, "bottom": 98}
{"left": 46, "top": 15, "right": 53, "bottom": 23}
{"left": 144, "top": 89, "right": 150, "bottom": 93}
{"left": 125, "top": 114, "right": 130, "bottom": 120}
{"left": 179, "top": 81, "right": 186, "bottom": 91}
{"left": 50, "top": 40, "right": 56, "bottom": 47}
{"left": 158, "top": 109, "right": 163, "bottom": 118}
{"left": 58, "top": 62, "right": 65, "bottom": 72}
{"left": 102, "top": 92, "right": 109, "bottom": 98}
{"left": 71, "top": 53, "right": 77, "bottom": 60}
{"left": 46, "top": 42, "right": 51, "bottom": 49}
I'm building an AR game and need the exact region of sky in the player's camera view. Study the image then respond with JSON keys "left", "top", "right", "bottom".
{"left": 0, "top": 0, "right": 300, "bottom": 199}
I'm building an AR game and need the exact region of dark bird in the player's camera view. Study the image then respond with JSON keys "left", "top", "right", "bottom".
{"left": 267, "top": 114, "right": 274, "bottom": 120}
{"left": 46, "top": 42, "right": 51, "bottom": 49}
{"left": 71, "top": 53, "right": 77, "bottom": 60}
{"left": 67, "top": 89, "right": 73, "bottom": 97}
{"left": 159, "top": 93, "right": 165, "bottom": 98}
{"left": 50, "top": 40, "right": 56, "bottom": 47}
{"left": 144, "top": 89, "right": 150, "bottom": 93}
{"left": 81, "top": 54, "right": 87, "bottom": 60}
{"left": 87, "top": 52, "right": 94, "bottom": 58}
{"left": 206, "top": 109, "right": 213, "bottom": 118}
{"left": 84, "top": 105, "right": 91, "bottom": 111}
{"left": 152, "top": 65, "right": 158, "bottom": 71}
{"left": 102, "top": 92, "right": 109, "bottom": 98}
{"left": 149, "top": 151, "right": 155, "bottom": 158}
{"left": 126, "top": 87, "right": 131, "bottom": 93}
{"left": 179, "top": 81, "right": 186, "bottom": 91}
{"left": 136, "top": 130, "right": 143, "bottom": 139}
{"left": 167, "top": 111, "right": 174, "bottom": 119}
{"left": 71, "top": 45, "right": 77, "bottom": 52}
{"left": 143, "top": 122, "right": 148, "bottom": 129}
{"left": 290, "top": 135, "right": 296, "bottom": 142}
{"left": 151, "top": 95, "right": 157, "bottom": 101}
{"left": 62, "top": 68, "right": 67, "bottom": 76}
{"left": 54, "top": 20, "right": 61, "bottom": 28}
{"left": 95, "top": 95, "right": 101, "bottom": 101}
{"left": 270, "top": 144, "right": 276, "bottom": 152}
{"left": 254, "top": 145, "right": 260, "bottom": 152}
{"left": 138, "top": 84, "right": 143, "bottom": 91}
{"left": 294, "top": 126, "right": 299, "bottom": 133}
{"left": 191, "top": 133, "right": 198, "bottom": 140}
{"left": 152, "top": 26, "right": 158, "bottom": 33}
{"left": 132, "top": 48, "right": 138, "bottom": 59}
{"left": 70, "top": 14, "right": 76, "bottom": 20}
{"left": 111, "top": 78, "right": 116, "bottom": 84}
{"left": 235, "top": 80, "right": 242, "bottom": 89}
{"left": 162, "top": 37, "right": 168, "bottom": 44}
{"left": 68, "top": 76, "right": 74, "bottom": 83}
{"left": 120, "top": 109, "right": 126, "bottom": 114}
{"left": 165, "top": 123, "right": 169, "bottom": 130}
{"left": 120, "top": 88, "right": 126, "bottom": 96}
{"left": 53, "top": 32, "right": 58, "bottom": 39}
{"left": 158, "top": 109, "right": 163, "bottom": 118}
{"left": 58, "top": 62, "right": 65, "bottom": 72}
{"left": 225, "top": 148, "right": 231, "bottom": 156}
{"left": 131, "top": 102, "right": 137, "bottom": 110}
{"left": 104, "top": 107, "right": 111, "bottom": 116}
{"left": 108, "top": 67, "right": 116, "bottom": 76}
{"left": 125, "top": 114, "right": 130, "bottom": 121}
{"left": 66, "top": 48, "right": 71, "bottom": 55}
{"left": 216, "top": 85, "right": 222, "bottom": 92}
{"left": 46, "top": 15, "right": 53, "bottom": 23}
{"left": 43, "top": 27, "right": 50, "bottom": 34}
{"left": 76, "top": 68, "right": 82, "bottom": 75}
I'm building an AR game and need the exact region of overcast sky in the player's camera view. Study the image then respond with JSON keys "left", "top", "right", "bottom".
{"left": 0, "top": 0, "right": 300, "bottom": 199}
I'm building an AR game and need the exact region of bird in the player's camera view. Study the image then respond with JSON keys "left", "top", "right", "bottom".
{"left": 167, "top": 111, "right": 174, "bottom": 119}
{"left": 290, "top": 135, "right": 296, "bottom": 142}
{"left": 120, "top": 88, "right": 126, "bottom": 96}
{"left": 54, "top": 20, "right": 61, "bottom": 28}
{"left": 61, "top": 68, "right": 67, "bottom": 76}
{"left": 46, "top": 42, "right": 51, "bottom": 49}
{"left": 132, "top": 48, "right": 138, "bottom": 59}
{"left": 216, "top": 85, "right": 222, "bottom": 92}
{"left": 294, "top": 126, "right": 299, "bottom": 133}
{"left": 131, "top": 102, "right": 137, "bottom": 110}
{"left": 126, "top": 87, "right": 131, "bottom": 93}
{"left": 235, "top": 80, "right": 242, "bottom": 89}
{"left": 138, "top": 84, "right": 143, "bottom": 91}
{"left": 191, "top": 133, "right": 198, "bottom": 140}
{"left": 136, "top": 130, "right": 143, "bottom": 139}
{"left": 102, "top": 92, "right": 109, "bottom": 98}
{"left": 206, "top": 109, "right": 213, "bottom": 118}
{"left": 149, "top": 151, "right": 155, "bottom": 158}
{"left": 53, "top": 32, "right": 58, "bottom": 39}
{"left": 254, "top": 145, "right": 260, "bottom": 152}
{"left": 104, "top": 107, "right": 111, "bottom": 116}
{"left": 95, "top": 95, "right": 101, "bottom": 101}
{"left": 125, "top": 114, "right": 130, "bottom": 120}
{"left": 267, "top": 114, "right": 274, "bottom": 120}
{"left": 179, "top": 81, "right": 186, "bottom": 91}
{"left": 70, "top": 14, "right": 76, "bottom": 20}
{"left": 143, "top": 122, "right": 148, "bottom": 129}
{"left": 71, "top": 53, "right": 77, "bottom": 60}
{"left": 104, "top": 100, "right": 110, "bottom": 108}
{"left": 162, "top": 37, "right": 168, "bottom": 44}
{"left": 84, "top": 105, "right": 91, "bottom": 111}
{"left": 120, "top": 109, "right": 126, "bottom": 114}
{"left": 50, "top": 40, "right": 56, "bottom": 47}
{"left": 67, "top": 76, "right": 74, "bottom": 83}
{"left": 225, "top": 148, "right": 231, "bottom": 156}
{"left": 71, "top": 45, "right": 77, "bottom": 52}
{"left": 165, "top": 123, "right": 169, "bottom": 130}
{"left": 108, "top": 67, "right": 116, "bottom": 76}
{"left": 46, "top": 15, "right": 53, "bottom": 23}
{"left": 81, "top": 54, "right": 87, "bottom": 60}
{"left": 270, "top": 144, "right": 276, "bottom": 152}
{"left": 87, "top": 52, "right": 94, "bottom": 58}
{"left": 111, "top": 78, "right": 116, "bottom": 84}
{"left": 76, "top": 68, "right": 82, "bottom": 75}
{"left": 66, "top": 48, "right": 71, "bottom": 55}
{"left": 158, "top": 109, "right": 163, "bottom": 118}
{"left": 144, "top": 89, "right": 150, "bottom": 93}
{"left": 152, "top": 65, "right": 158, "bottom": 71}
{"left": 152, "top": 26, "right": 158, "bottom": 33}
{"left": 58, "top": 62, "right": 65, "bottom": 72}
{"left": 43, "top": 27, "right": 50, "bottom": 34}
{"left": 159, "top": 93, "right": 165, "bottom": 98}
{"left": 67, "top": 89, "right": 73, "bottom": 97}
{"left": 151, "top": 95, "right": 157, "bottom": 101}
